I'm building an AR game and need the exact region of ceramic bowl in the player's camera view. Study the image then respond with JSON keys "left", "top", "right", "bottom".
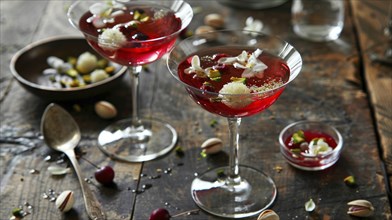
{"left": 10, "top": 36, "right": 127, "bottom": 101}
{"left": 279, "top": 121, "right": 343, "bottom": 171}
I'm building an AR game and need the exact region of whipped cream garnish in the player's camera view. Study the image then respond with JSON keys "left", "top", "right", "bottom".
{"left": 98, "top": 28, "right": 126, "bottom": 50}
{"left": 219, "top": 82, "right": 252, "bottom": 109}
{"left": 218, "top": 49, "right": 267, "bottom": 78}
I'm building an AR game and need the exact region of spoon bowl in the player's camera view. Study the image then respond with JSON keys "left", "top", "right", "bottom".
{"left": 41, "top": 103, "right": 81, "bottom": 152}
{"left": 41, "top": 103, "right": 106, "bottom": 220}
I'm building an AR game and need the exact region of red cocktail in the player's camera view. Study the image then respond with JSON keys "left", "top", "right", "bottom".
{"left": 68, "top": 0, "right": 193, "bottom": 162}
{"left": 167, "top": 30, "right": 302, "bottom": 218}
{"left": 177, "top": 47, "right": 290, "bottom": 117}
{"left": 79, "top": 5, "right": 182, "bottom": 65}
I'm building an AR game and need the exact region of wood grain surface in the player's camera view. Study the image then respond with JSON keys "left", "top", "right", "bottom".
{"left": 0, "top": 0, "right": 391, "bottom": 219}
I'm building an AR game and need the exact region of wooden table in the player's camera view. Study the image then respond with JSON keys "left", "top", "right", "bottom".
{"left": 1, "top": 0, "right": 391, "bottom": 219}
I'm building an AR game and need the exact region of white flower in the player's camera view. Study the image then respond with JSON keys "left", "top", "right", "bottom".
{"left": 243, "top": 17, "right": 263, "bottom": 36}
{"left": 305, "top": 138, "right": 333, "bottom": 156}
{"left": 218, "top": 49, "right": 267, "bottom": 78}
{"left": 89, "top": 1, "right": 125, "bottom": 28}
{"left": 219, "top": 82, "right": 252, "bottom": 109}
{"left": 184, "top": 55, "right": 207, "bottom": 78}
{"left": 89, "top": 2, "right": 112, "bottom": 16}
{"left": 98, "top": 28, "right": 127, "bottom": 50}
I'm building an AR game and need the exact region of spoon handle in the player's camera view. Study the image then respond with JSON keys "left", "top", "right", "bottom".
{"left": 65, "top": 150, "right": 106, "bottom": 220}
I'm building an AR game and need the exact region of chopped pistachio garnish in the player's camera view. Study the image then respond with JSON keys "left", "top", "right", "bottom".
{"left": 230, "top": 77, "right": 246, "bottom": 83}
{"left": 290, "top": 148, "right": 301, "bottom": 154}
{"left": 210, "top": 119, "right": 218, "bottom": 127}
{"left": 344, "top": 175, "right": 356, "bottom": 187}
{"left": 207, "top": 69, "right": 221, "bottom": 78}
{"left": 292, "top": 130, "right": 305, "bottom": 144}
{"left": 65, "top": 69, "right": 78, "bottom": 78}
{"left": 175, "top": 146, "right": 185, "bottom": 157}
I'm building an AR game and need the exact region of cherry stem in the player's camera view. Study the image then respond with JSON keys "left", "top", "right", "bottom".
{"left": 170, "top": 209, "right": 200, "bottom": 218}
{"left": 80, "top": 157, "right": 100, "bottom": 169}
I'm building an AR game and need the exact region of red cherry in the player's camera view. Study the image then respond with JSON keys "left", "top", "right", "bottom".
{"left": 94, "top": 166, "right": 115, "bottom": 185}
{"left": 149, "top": 208, "right": 171, "bottom": 220}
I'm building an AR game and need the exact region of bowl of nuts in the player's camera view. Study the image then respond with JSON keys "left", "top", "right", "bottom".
{"left": 10, "top": 36, "right": 127, "bottom": 101}
{"left": 279, "top": 121, "right": 344, "bottom": 171}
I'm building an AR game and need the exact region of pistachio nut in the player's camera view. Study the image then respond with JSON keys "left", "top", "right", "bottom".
{"left": 195, "top": 26, "right": 218, "bottom": 41}
{"left": 55, "top": 190, "right": 75, "bottom": 212}
{"left": 201, "top": 137, "right": 223, "bottom": 154}
{"left": 204, "top": 13, "right": 225, "bottom": 29}
{"left": 95, "top": 101, "right": 117, "bottom": 119}
{"left": 347, "top": 199, "right": 374, "bottom": 217}
{"left": 257, "top": 209, "right": 279, "bottom": 220}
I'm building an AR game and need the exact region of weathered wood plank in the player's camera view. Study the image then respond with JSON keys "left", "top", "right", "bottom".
{"left": 351, "top": 0, "right": 392, "bottom": 182}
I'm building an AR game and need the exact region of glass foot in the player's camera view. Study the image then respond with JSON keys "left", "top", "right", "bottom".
{"left": 97, "top": 117, "right": 177, "bottom": 162}
{"left": 191, "top": 165, "right": 277, "bottom": 218}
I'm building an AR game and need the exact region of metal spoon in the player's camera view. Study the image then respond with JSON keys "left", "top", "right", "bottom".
{"left": 41, "top": 103, "right": 106, "bottom": 220}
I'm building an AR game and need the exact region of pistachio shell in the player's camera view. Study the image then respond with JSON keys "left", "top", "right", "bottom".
{"left": 204, "top": 13, "right": 225, "bottom": 29}
{"left": 201, "top": 137, "right": 223, "bottom": 154}
{"left": 55, "top": 190, "right": 75, "bottom": 212}
{"left": 347, "top": 199, "right": 374, "bottom": 217}
{"left": 195, "top": 26, "right": 218, "bottom": 41}
{"left": 257, "top": 209, "right": 279, "bottom": 220}
{"left": 95, "top": 101, "right": 117, "bottom": 119}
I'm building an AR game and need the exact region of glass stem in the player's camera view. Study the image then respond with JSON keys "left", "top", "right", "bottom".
{"left": 227, "top": 117, "right": 242, "bottom": 185}
{"left": 129, "top": 66, "right": 142, "bottom": 125}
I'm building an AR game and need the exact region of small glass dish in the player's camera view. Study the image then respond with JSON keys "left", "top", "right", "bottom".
{"left": 279, "top": 121, "right": 343, "bottom": 171}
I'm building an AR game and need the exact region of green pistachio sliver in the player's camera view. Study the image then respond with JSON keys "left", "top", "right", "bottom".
{"left": 12, "top": 207, "right": 24, "bottom": 218}
{"left": 105, "top": 66, "right": 115, "bottom": 74}
{"left": 175, "top": 146, "right": 185, "bottom": 157}
{"left": 210, "top": 76, "right": 221, "bottom": 81}
{"left": 140, "top": 15, "right": 150, "bottom": 22}
{"left": 230, "top": 77, "right": 246, "bottom": 83}
{"left": 67, "top": 57, "right": 77, "bottom": 66}
{"left": 97, "top": 59, "right": 108, "bottom": 69}
{"left": 290, "top": 148, "right": 301, "bottom": 154}
{"left": 210, "top": 119, "right": 218, "bottom": 127}
{"left": 207, "top": 69, "right": 221, "bottom": 78}
{"left": 133, "top": 10, "right": 142, "bottom": 20}
{"left": 69, "top": 79, "right": 80, "bottom": 87}
{"left": 83, "top": 75, "right": 91, "bottom": 83}
{"left": 344, "top": 175, "right": 356, "bottom": 186}
{"left": 65, "top": 69, "right": 78, "bottom": 78}
{"left": 292, "top": 130, "right": 305, "bottom": 144}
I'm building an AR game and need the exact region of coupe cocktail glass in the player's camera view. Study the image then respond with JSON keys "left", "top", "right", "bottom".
{"left": 68, "top": 0, "right": 193, "bottom": 162}
{"left": 167, "top": 30, "right": 302, "bottom": 218}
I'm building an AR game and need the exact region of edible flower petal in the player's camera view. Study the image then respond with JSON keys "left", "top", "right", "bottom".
{"left": 184, "top": 55, "right": 207, "bottom": 77}
{"left": 243, "top": 17, "right": 263, "bottom": 36}
{"left": 305, "top": 138, "right": 333, "bottom": 156}
{"left": 218, "top": 49, "right": 267, "bottom": 78}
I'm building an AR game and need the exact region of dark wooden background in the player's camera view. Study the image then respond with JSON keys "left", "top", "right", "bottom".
{"left": 1, "top": 0, "right": 391, "bottom": 219}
